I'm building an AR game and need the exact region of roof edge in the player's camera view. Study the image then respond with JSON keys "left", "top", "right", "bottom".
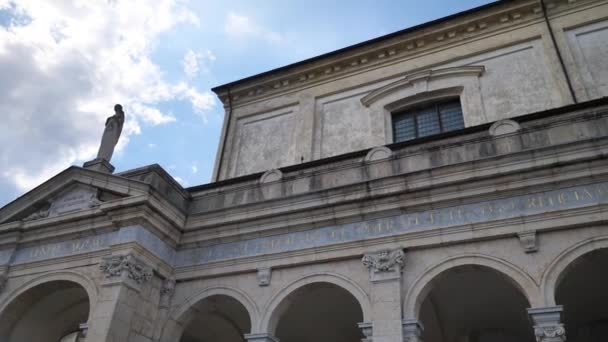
{"left": 211, "top": 0, "right": 504, "bottom": 93}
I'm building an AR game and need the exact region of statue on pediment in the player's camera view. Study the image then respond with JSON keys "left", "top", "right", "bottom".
{"left": 96, "top": 104, "right": 125, "bottom": 162}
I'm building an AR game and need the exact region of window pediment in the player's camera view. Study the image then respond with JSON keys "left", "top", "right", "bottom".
{"left": 361, "top": 65, "right": 485, "bottom": 107}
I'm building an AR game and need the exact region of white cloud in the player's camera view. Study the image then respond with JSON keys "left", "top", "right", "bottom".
{"left": 182, "top": 49, "right": 215, "bottom": 78}
{"left": 191, "top": 164, "right": 198, "bottom": 174}
{"left": 184, "top": 87, "right": 216, "bottom": 121}
{"left": 148, "top": 143, "right": 157, "bottom": 148}
{"left": 0, "top": 0, "right": 215, "bottom": 196}
{"left": 225, "top": 12, "right": 282, "bottom": 43}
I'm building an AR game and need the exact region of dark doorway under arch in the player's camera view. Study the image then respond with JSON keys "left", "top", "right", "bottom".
{"left": 180, "top": 294, "right": 251, "bottom": 342}
{"left": 274, "top": 282, "right": 364, "bottom": 342}
{"left": 0, "top": 280, "right": 90, "bottom": 342}
{"left": 419, "top": 265, "right": 535, "bottom": 342}
{"left": 556, "top": 247, "right": 608, "bottom": 342}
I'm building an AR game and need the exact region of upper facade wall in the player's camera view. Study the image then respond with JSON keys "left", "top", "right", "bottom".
{"left": 212, "top": 0, "right": 608, "bottom": 180}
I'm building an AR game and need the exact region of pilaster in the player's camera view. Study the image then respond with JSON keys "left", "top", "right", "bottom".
{"left": 86, "top": 252, "right": 156, "bottom": 342}
{"left": 362, "top": 249, "right": 405, "bottom": 342}
{"left": 152, "top": 276, "right": 176, "bottom": 341}
{"left": 528, "top": 306, "right": 566, "bottom": 342}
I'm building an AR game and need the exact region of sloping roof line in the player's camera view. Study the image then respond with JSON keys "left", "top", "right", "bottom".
{"left": 211, "top": 0, "right": 503, "bottom": 93}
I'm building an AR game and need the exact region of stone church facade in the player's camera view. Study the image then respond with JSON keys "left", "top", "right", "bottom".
{"left": 1, "top": 0, "right": 608, "bottom": 341}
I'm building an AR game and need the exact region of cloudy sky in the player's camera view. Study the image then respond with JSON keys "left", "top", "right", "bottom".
{"left": 0, "top": 0, "right": 494, "bottom": 207}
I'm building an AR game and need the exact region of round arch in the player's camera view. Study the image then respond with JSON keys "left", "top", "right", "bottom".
{"left": 0, "top": 271, "right": 96, "bottom": 342}
{"left": 162, "top": 285, "right": 259, "bottom": 342}
{"left": 259, "top": 272, "right": 371, "bottom": 334}
{"left": 0, "top": 270, "right": 98, "bottom": 319}
{"left": 541, "top": 235, "right": 608, "bottom": 307}
{"left": 403, "top": 253, "right": 541, "bottom": 318}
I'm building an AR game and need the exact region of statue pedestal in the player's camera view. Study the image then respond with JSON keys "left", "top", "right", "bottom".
{"left": 83, "top": 158, "right": 115, "bottom": 174}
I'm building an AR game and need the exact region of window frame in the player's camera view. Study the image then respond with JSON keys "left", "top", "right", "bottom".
{"left": 391, "top": 98, "right": 464, "bottom": 143}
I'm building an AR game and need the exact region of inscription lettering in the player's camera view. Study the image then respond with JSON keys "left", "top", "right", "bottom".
{"left": 16, "top": 235, "right": 110, "bottom": 265}
{"left": 176, "top": 182, "right": 608, "bottom": 267}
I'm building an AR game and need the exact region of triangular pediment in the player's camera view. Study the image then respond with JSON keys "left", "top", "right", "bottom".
{"left": 21, "top": 184, "right": 107, "bottom": 221}
{"left": 0, "top": 166, "right": 151, "bottom": 224}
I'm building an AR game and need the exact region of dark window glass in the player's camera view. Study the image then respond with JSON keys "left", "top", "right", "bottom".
{"left": 392, "top": 100, "right": 464, "bottom": 143}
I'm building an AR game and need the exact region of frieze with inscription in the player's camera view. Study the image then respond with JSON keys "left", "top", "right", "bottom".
{"left": 175, "top": 182, "right": 608, "bottom": 266}
{"left": 12, "top": 233, "right": 114, "bottom": 265}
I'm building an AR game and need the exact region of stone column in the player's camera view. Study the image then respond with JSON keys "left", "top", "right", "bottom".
{"left": 244, "top": 333, "right": 280, "bottom": 342}
{"left": 527, "top": 306, "right": 566, "bottom": 342}
{"left": 362, "top": 249, "right": 405, "bottom": 342}
{"left": 402, "top": 320, "right": 424, "bottom": 342}
{"left": 86, "top": 253, "right": 154, "bottom": 342}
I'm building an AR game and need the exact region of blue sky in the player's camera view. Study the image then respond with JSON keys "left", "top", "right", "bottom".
{"left": 0, "top": 0, "right": 494, "bottom": 207}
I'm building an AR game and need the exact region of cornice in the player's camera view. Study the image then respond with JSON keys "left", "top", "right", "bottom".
{"left": 181, "top": 142, "right": 608, "bottom": 246}
{"left": 215, "top": 0, "right": 599, "bottom": 107}
{"left": 175, "top": 207, "right": 608, "bottom": 279}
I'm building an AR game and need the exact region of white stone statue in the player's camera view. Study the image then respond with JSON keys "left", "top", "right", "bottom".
{"left": 96, "top": 104, "right": 125, "bottom": 162}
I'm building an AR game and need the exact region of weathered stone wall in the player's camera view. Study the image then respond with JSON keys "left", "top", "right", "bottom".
{"left": 1, "top": 2, "right": 608, "bottom": 341}
{"left": 213, "top": 0, "right": 608, "bottom": 179}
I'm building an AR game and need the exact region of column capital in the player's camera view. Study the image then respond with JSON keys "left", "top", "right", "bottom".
{"left": 402, "top": 319, "right": 424, "bottom": 342}
{"left": 527, "top": 306, "right": 566, "bottom": 342}
{"left": 358, "top": 322, "right": 373, "bottom": 342}
{"left": 362, "top": 249, "right": 405, "bottom": 282}
{"left": 244, "top": 333, "right": 280, "bottom": 342}
{"left": 99, "top": 253, "right": 153, "bottom": 291}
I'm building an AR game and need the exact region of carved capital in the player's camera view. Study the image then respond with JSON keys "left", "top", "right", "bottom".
{"left": 362, "top": 249, "right": 404, "bottom": 271}
{"left": 358, "top": 322, "right": 373, "bottom": 342}
{"left": 402, "top": 319, "right": 424, "bottom": 342}
{"left": 528, "top": 306, "right": 566, "bottom": 342}
{"left": 534, "top": 324, "right": 566, "bottom": 342}
{"left": 99, "top": 253, "right": 153, "bottom": 284}
{"left": 363, "top": 249, "right": 404, "bottom": 281}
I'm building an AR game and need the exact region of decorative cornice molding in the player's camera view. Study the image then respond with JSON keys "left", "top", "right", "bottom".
{"left": 216, "top": 0, "right": 599, "bottom": 106}
{"left": 99, "top": 253, "right": 153, "bottom": 284}
{"left": 360, "top": 66, "right": 485, "bottom": 107}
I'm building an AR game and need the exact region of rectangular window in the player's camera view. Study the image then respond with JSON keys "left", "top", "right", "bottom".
{"left": 392, "top": 100, "right": 464, "bottom": 143}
